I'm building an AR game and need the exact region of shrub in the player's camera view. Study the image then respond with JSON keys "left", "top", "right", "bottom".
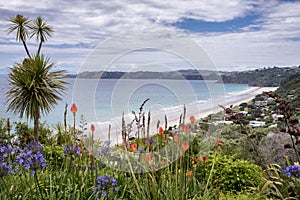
{"left": 196, "top": 153, "right": 263, "bottom": 193}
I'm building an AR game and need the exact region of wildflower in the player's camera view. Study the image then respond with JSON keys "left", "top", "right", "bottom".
{"left": 189, "top": 115, "right": 196, "bottom": 123}
{"left": 90, "top": 124, "right": 95, "bottom": 132}
{"left": 0, "top": 144, "right": 15, "bottom": 177}
{"left": 217, "top": 140, "right": 222, "bottom": 146}
{"left": 145, "top": 153, "right": 151, "bottom": 162}
{"left": 64, "top": 145, "right": 81, "bottom": 156}
{"left": 145, "top": 138, "right": 150, "bottom": 145}
{"left": 285, "top": 165, "right": 300, "bottom": 178}
{"left": 16, "top": 142, "right": 46, "bottom": 174}
{"left": 24, "top": 135, "right": 28, "bottom": 142}
{"left": 202, "top": 155, "right": 207, "bottom": 163}
{"left": 88, "top": 152, "right": 93, "bottom": 157}
{"left": 182, "top": 141, "right": 189, "bottom": 151}
{"left": 137, "top": 147, "right": 144, "bottom": 156}
{"left": 70, "top": 103, "right": 78, "bottom": 113}
{"left": 194, "top": 156, "right": 199, "bottom": 163}
{"left": 159, "top": 127, "right": 164, "bottom": 135}
{"left": 184, "top": 125, "right": 189, "bottom": 133}
{"left": 130, "top": 143, "right": 137, "bottom": 151}
{"left": 94, "top": 174, "right": 119, "bottom": 199}
{"left": 187, "top": 170, "right": 192, "bottom": 176}
{"left": 152, "top": 138, "right": 157, "bottom": 147}
{"left": 173, "top": 135, "right": 179, "bottom": 142}
{"left": 97, "top": 141, "right": 112, "bottom": 156}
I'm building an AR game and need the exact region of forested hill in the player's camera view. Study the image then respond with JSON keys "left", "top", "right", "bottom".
{"left": 275, "top": 74, "right": 300, "bottom": 109}
{"left": 65, "top": 66, "right": 300, "bottom": 87}
{"left": 71, "top": 69, "right": 224, "bottom": 80}
{"left": 221, "top": 66, "right": 300, "bottom": 87}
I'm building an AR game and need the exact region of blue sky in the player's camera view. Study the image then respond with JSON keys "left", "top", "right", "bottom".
{"left": 0, "top": 0, "right": 300, "bottom": 73}
{"left": 172, "top": 15, "right": 261, "bottom": 32}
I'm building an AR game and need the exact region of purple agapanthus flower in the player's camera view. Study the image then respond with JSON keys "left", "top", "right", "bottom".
{"left": 285, "top": 165, "right": 300, "bottom": 179}
{"left": 0, "top": 144, "right": 15, "bottom": 177}
{"left": 145, "top": 138, "right": 157, "bottom": 147}
{"left": 16, "top": 142, "right": 46, "bottom": 175}
{"left": 64, "top": 145, "right": 81, "bottom": 156}
{"left": 137, "top": 147, "right": 144, "bottom": 156}
{"left": 97, "top": 140, "right": 112, "bottom": 156}
{"left": 94, "top": 174, "right": 118, "bottom": 199}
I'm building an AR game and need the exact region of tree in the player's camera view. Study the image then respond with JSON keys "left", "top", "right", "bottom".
{"left": 7, "top": 15, "right": 32, "bottom": 58}
{"left": 29, "top": 16, "right": 54, "bottom": 56}
{"left": 6, "top": 55, "right": 67, "bottom": 141}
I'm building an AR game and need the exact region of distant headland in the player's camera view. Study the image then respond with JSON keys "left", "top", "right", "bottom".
{"left": 66, "top": 66, "right": 300, "bottom": 87}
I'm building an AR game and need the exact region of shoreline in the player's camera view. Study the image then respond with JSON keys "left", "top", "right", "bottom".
{"left": 93, "top": 87, "right": 278, "bottom": 144}
{"left": 188, "top": 87, "right": 278, "bottom": 120}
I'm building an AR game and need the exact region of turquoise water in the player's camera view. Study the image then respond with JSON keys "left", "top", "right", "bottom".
{"left": 0, "top": 75, "right": 251, "bottom": 126}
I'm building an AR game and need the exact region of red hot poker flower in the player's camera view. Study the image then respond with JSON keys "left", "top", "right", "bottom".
{"left": 182, "top": 141, "right": 189, "bottom": 151}
{"left": 158, "top": 127, "right": 164, "bottom": 135}
{"left": 217, "top": 140, "right": 222, "bottom": 146}
{"left": 130, "top": 143, "right": 137, "bottom": 151}
{"left": 70, "top": 103, "right": 78, "bottom": 113}
{"left": 146, "top": 153, "right": 151, "bottom": 162}
{"left": 90, "top": 124, "right": 95, "bottom": 132}
{"left": 184, "top": 125, "right": 190, "bottom": 133}
{"left": 189, "top": 115, "right": 196, "bottom": 123}
{"left": 173, "top": 135, "right": 179, "bottom": 142}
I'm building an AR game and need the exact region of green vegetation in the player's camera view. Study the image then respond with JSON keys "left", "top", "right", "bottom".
{"left": 1, "top": 95, "right": 300, "bottom": 199}
{"left": 222, "top": 66, "right": 300, "bottom": 86}
{"left": 275, "top": 74, "right": 300, "bottom": 109}
{"left": 74, "top": 69, "right": 222, "bottom": 80}
{"left": 6, "top": 15, "right": 67, "bottom": 142}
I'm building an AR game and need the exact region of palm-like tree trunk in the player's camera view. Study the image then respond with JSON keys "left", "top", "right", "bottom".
{"left": 21, "top": 35, "right": 31, "bottom": 58}
{"left": 37, "top": 41, "right": 42, "bottom": 56}
{"left": 34, "top": 115, "right": 39, "bottom": 142}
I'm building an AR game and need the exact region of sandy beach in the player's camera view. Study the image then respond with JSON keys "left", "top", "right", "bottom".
{"left": 188, "top": 87, "right": 279, "bottom": 120}
{"left": 93, "top": 86, "right": 278, "bottom": 144}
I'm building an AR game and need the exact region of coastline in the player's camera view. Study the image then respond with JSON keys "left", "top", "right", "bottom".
{"left": 93, "top": 86, "right": 278, "bottom": 144}
{"left": 188, "top": 87, "right": 278, "bottom": 120}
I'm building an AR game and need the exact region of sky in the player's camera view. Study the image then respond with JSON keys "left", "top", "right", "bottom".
{"left": 1, "top": 0, "right": 300, "bottom": 73}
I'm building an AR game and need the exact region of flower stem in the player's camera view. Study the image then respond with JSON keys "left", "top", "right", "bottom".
{"left": 34, "top": 173, "right": 45, "bottom": 200}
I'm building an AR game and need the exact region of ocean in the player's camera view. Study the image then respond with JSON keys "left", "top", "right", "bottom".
{"left": 0, "top": 75, "right": 253, "bottom": 130}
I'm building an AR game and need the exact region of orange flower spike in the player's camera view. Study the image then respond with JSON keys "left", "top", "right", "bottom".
{"left": 189, "top": 115, "right": 196, "bottom": 123}
{"left": 90, "top": 124, "right": 95, "bottom": 132}
{"left": 145, "top": 153, "right": 151, "bottom": 162}
{"left": 184, "top": 125, "right": 190, "bottom": 133}
{"left": 182, "top": 141, "right": 189, "bottom": 151}
{"left": 217, "top": 139, "right": 222, "bottom": 146}
{"left": 195, "top": 156, "right": 199, "bottom": 163}
{"left": 24, "top": 135, "right": 28, "bottom": 142}
{"left": 187, "top": 170, "right": 192, "bottom": 176}
{"left": 70, "top": 103, "right": 78, "bottom": 113}
{"left": 130, "top": 143, "right": 137, "bottom": 151}
{"left": 173, "top": 135, "right": 179, "bottom": 142}
{"left": 158, "top": 127, "right": 164, "bottom": 135}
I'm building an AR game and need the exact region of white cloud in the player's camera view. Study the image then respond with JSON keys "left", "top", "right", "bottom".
{"left": 0, "top": 0, "right": 300, "bottom": 71}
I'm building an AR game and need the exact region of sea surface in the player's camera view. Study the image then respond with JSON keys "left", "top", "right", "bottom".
{"left": 0, "top": 74, "right": 253, "bottom": 128}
